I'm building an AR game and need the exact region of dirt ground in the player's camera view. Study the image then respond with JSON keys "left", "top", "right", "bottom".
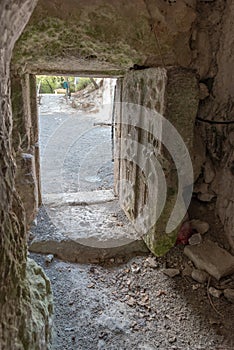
{"left": 31, "top": 249, "right": 234, "bottom": 350}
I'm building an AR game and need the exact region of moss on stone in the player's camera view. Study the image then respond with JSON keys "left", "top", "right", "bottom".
{"left": 143, "top": 190, "right": 179, "bottom": 257}
{"left": 150, "top": 231, "right": 178, "bottom": 256}
{"left": 12, "top": 14, "right": 140, "bottom": 70}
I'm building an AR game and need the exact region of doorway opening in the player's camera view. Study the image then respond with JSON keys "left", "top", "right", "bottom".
{"left": 29, "top": 75, "right": 143, "bottom": 262}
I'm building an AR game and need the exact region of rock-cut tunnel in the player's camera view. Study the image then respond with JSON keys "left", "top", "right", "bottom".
{"left": 1, "top": 0, "right": 234, "bottom": 348}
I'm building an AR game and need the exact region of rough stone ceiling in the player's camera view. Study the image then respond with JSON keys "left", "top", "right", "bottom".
{"left": 12, "top": 0, "right": 197, "bottom": 75}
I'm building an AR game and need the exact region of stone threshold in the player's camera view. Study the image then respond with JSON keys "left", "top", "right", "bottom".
{"left": 42, "top": 189, "right": 116, "bottom": 207}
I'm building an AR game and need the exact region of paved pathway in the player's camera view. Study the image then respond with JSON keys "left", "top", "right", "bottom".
{"left": 32, "top": 94, "right": 141, "bottom": 253}
{"left": 39, "top": 94, "right": 113, "bottom": 194}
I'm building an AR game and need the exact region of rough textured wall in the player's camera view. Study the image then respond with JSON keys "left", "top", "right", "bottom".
{"left": 0, "top": 1, "right": 53, "bottom": 349}
{"left": 12, "top": 0, "right": 196, "bottom": 75}
{"left": 11, "top": 72, "right": 40, "bottom": 228}
{"left": 115, "top": 68, "right": 198, "bottom": 256}
{"left": 189, "top": 0, "right": 234, "bottom": 252}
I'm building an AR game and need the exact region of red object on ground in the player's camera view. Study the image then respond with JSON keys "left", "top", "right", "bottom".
{"left": 176, "top": 221, "right": 193, "bottom": 245}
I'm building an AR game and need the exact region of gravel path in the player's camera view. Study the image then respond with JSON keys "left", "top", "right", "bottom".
{"left": 31, "top": 251, "right": 234, "bottom": 350}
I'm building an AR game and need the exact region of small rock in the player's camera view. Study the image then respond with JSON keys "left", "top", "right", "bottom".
{"left": 192, "top": 284, "right": 200, "bottom": 290}
{"left": 45, "top": 254, "right": 54, "bottom": 264}
{"left": 208, "top": 287, "right": 222, "bottom": 298}
{"left": 189, "top": 233, "right": 202, "bottom": 245}
{"left": 163, "top": 268, "right": 180, "bottom": 278}
{"left": 156, "top": 290, "right": 167, "bottom": 297}
{"left": 65, "top": 327, "right": 74, "bottom": 332}
{"left": 126, "top": 278, "right": 132, "bottom": 286}
{"left": 182, "top": 263, "right": 193, "bottom": 277}
{"left": 137, "top": 294, "right": 149, "bottom": 307}
{"left": 145, "top": 257, "right": 158, "bottom": 268}
{"left": 131, "top": 265, "right": 141, "bottom": 274}
{"left": 198, "top": 192, "right": 215, "bottom": 202}
{"left": 191, "top": 269, "right": 209, "bottom": 284}
{"left": 190, "top": 219, "right": 209, "bottom": 235}
{"left": 168, "top": 336, "right": 177, "bottom": 343}
{"left": 223, "top": 288, "right": 234, "bottom": 303}
{"left": 126, "top": 297, "right": 136, "bottom": 306}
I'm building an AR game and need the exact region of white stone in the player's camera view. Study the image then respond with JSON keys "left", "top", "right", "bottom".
{"left": 45, "top": 254, "right": 54, "bottom": 263}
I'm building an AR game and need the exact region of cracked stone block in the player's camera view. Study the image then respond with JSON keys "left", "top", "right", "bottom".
{"left": 184, "top": 240, "right": 234, "bottom": 280}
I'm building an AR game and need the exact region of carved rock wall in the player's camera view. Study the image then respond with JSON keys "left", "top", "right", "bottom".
{"left": 12, "top": 0, "right": 197, "bottom": 75}
{"left": 190, "top": 0, "right": 234, "bottom": 251}
{"left": 11, "top": 72, "right": 40, "bottom": 228}
{"left": 0, "top": 1, "right": 53, "bottom": 349}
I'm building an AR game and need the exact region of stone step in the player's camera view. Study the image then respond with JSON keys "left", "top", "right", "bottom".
{"left": 43, "top": 190, "right": 116, "bottom": 206}
{"left": 30, "top": 195, "right": 147, "bottom": 263}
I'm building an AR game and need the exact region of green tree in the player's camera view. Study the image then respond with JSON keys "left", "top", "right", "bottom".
{"left": 36, "top": 75, "right": 64, "bottom": 93}
{"left": 36, "top": 75, "right": 92, "bottom": 94}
